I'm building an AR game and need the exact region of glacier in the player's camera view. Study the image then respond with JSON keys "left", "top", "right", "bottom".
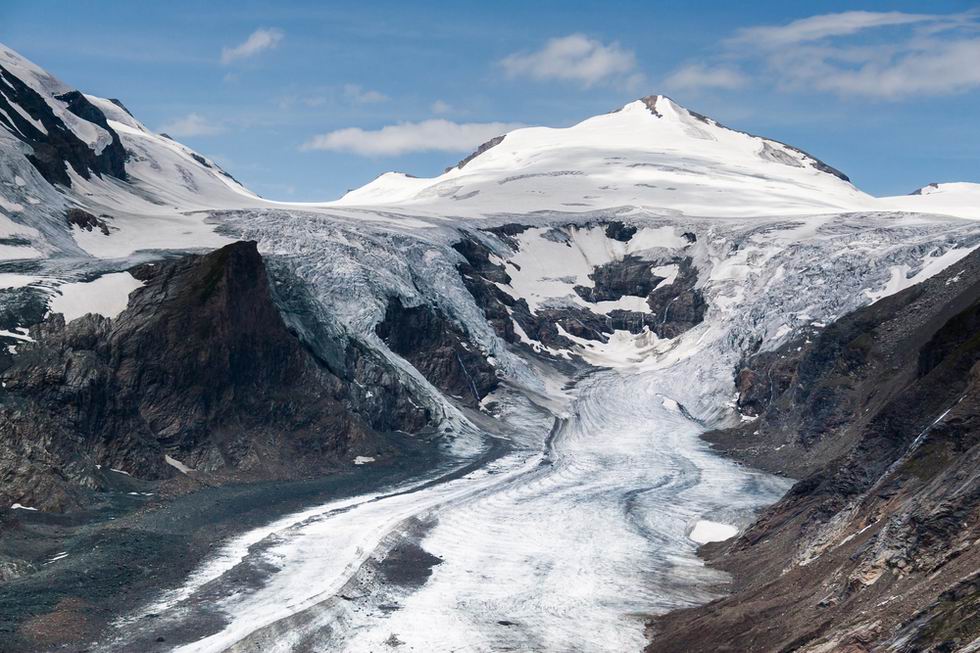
{"left": 92, "top": 209, "right": 980, "bottom": 653}
{"left": 2, "top": 42, "right": 980, "bottom": 653}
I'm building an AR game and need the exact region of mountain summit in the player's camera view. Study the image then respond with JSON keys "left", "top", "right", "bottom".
{"left": 333, "top": 94, "right": 873, "bottom": 217}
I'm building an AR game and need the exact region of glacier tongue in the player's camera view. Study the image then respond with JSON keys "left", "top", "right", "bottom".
{"left": 94, "top": 208, "right": 980, "bottom": 653}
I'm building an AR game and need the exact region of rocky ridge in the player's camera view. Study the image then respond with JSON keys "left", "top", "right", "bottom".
{"left": 647, "top": 248, "right": 980, "bottom": 652}
{"left": 0, "top": 241, "right": 441, "bottom": 512}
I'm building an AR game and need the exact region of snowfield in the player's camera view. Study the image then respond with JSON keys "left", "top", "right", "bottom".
{"left": 47, "top": 271, "right": 143, "bottom": 322}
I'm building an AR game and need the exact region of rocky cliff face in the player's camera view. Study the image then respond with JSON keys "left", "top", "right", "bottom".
{"left": 648, "top": 248, "right": 980, "bottom": 653}
{"left": 0, "top": 63, "right": 126, "bottom": 186}
{"left": 0, "top": 241, "right": 432, "bottom": 512}
{"left": 453, "top": 221, "right": 705, "bottom": 358}
{"left": 375, "top": 296, "right": 499, "bottom": 407}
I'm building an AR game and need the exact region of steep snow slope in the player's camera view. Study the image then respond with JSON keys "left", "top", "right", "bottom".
{"left": 0, "top": 44, "right": 264, "bottom": 262}
{"left": 332, "top": 96, "right": 875, "bottom": 218}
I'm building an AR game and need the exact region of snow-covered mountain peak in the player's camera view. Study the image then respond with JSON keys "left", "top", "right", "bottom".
{"left": 0, "top": 40, "right": 977, "bottom": 272}
{"left": 334, "top": 94, "right": 872, "bottom": 217}
{"left": 0, "top": 44, "right": 279, "bottom": 262}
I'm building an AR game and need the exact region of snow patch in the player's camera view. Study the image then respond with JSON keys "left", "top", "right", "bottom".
{"left": 48, "top": 272, "right": 144, "bottom": 322}
{"left": 867, "top": 245, "right": 978, "bottom": 301}
{"left": 689, "top": 520, "right": 738, "bottom": 544}
{"left": 502, "top": 225, "right": 686, "bottom": 314}
{"left": 0, "top": 328, "right": 33, "bottom": 342}
{"left": 165, "top": 454, "right": 194, "bottom": 474}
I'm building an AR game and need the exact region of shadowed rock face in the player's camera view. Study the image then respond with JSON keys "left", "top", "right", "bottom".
{"left": 574, "top": 255, "right": 664, "bottom": 303}
{"left": 0, "top": 241, "right": 430, "bottom": 512}
{"left": 375, "top": 296, "right": 498, "bottom": 407}
{"left": 0, "top": 65, "right": 126, "bottom": 186}
{"left": 648, "top": 249, "right": 980, "bottom": 653}
{"left": 65, "top": 208, "right": 111, "bottom": 235}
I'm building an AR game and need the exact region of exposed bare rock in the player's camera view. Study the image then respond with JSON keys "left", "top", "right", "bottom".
{"left": 0, "top": 65, "right": 126, "bottom": 186}
{"left": 0, "top": 241, "right": 431, "bottom": 512}
{"left": 574, "top": 255, "right": 665, "bottom": 303}
{"left": 648, "top": 248, "right": 980, "bottom": 653}
{"left": 447, "top": 134, "right": 506, "bottom": 173}
{"left": 604, "top": 221, "right": 637, "bottom": 242}
{"left": 453, "top": 224, "right": 707, "bottom": 360}
{"left": 65, "top": 208, "right": 110, "bottom": 235}
{"left": 375, "top": 296, "right": 499, "bottom": 407}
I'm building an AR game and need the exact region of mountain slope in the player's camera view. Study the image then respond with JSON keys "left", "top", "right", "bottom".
{"left": 648, "top": 248, "right": 980, "bottom": 653}
{"left": 880, "top": 182, "right": 980, "bottom": 221}
{"left": 0, "top": 241, "right": 434, "bottom": 512}
{"left": 333, "top": 96, "right": 874, "bottom": 218}
{"left": 0, "top": 43, "right": 260, "bottom": 262}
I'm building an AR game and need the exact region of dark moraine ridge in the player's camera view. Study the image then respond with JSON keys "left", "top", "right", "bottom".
{"left": 647, "top": 248, "right": 980, "bottom": 652}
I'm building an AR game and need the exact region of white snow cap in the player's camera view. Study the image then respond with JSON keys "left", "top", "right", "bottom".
{"left": 333, "top": 94, "right": 872, "bottom": 217}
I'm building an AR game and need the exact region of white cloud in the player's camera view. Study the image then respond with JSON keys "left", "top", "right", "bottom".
{"left": 159, "top": 113, "right": 223, "bottom": 137}
{"left": 221, "top": 28, "right": 284, "bottom": 65}
{"left": 343, "top": 84, "right": 389, "bottom": 104}
{"left": 500, "top": 34, "right": 637, "bottom": 87}
{"left": 792, "top": 39, "right": 980, "bottom": 98}
{"left": 730, "top": 11, "right": 936, "bottom": 47}
{"left": 664, "top": 64, "right": 748, "bottom": 91}
{"left": 665, "top": 11, "right": 980, "bottom": 99}
{"left": 431, "top": 99, "right": 453, "bottom": 114}
{"left": 301, "top": 119, "right": 525, "bottom": 156}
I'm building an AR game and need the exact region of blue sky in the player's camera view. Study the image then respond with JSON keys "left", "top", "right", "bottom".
{"left": 2, "top": 1, "right": 979, "bottom": 200}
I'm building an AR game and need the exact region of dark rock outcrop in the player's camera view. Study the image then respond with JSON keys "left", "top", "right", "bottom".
{"left": 0, "top": 241, "right": 430, "bottom": 512}
{"left": 0, "top": 65, "right": 126, "bottom": 186}
{"left": 375, "top": 296, "right": 498, "bottom": 407}
{"left": 453, "top": 225, "right": 707, "bottom": 360}
{"left": 604, "top": 221, "right": 637, "bottom": 242}
{"left": 65, "top": 208, "right": 111, "bottom": 235}
{"left": 574, "top": 255, "right": 664, "bottom": 302}
{"left": 447, "top": 135, "right": 506, "bottom": 173}
{"left": 648, "top": 249, "right": 980, "bottom": 653}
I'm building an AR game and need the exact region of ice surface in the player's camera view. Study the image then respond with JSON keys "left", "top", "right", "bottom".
{"left": 96, "top": 210, "right": 980, "bottom": 653}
